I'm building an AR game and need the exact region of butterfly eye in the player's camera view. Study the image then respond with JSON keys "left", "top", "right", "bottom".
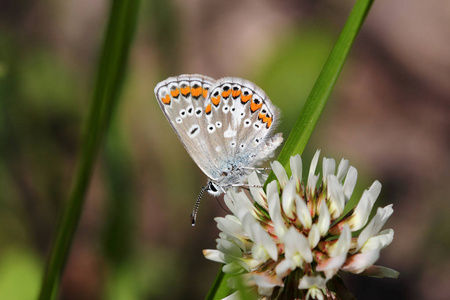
{"left": 208, "top": 182, "right": 218, "bottom": 193}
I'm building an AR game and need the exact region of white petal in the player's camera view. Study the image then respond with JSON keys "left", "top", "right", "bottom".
{"left": 298, "top": 275, "right": 327, "bottom": 289}
{"left": 336, "top": 158, "right": 349, "bottom": 182}
{"left": 223, "top": 261, "right": 245, "bottom": 274}
{"left": 360, "top": 229, "right": 394, "bottom": 252}
{"left": 295, "top": 195, "right": 312, "bottom": 230}
{"left": 317, "top": 203, "right": 330, "bottom": 237}
{"left": 309, "top": 150, "right": 321, "bottom": 176}
{"left": 308, "top": 224, "right": 320, "bottom": 249}
{"left": 368, "top": 180, "right": 382, "bottom": 207}
{"left": 332, "top": 224, "right": 351, "bottom": 257}
{"left": 341, "top": 250, "right": 380, "bottom": 274}
{"left": 306, "top": 288, "right": 324, "bottom": 300}
{"left": 233, "top": 191, "right": 258, "bottom": 220}
{"left": 220, "top": 291, "right": 241, "bottom": 300}
{"left": 246, "top": 217, "right": 278, "bottom": 261}
{"left": 290, "top": 154, "right": 302, "bottom": 187}
{"left": 271, "top": 160, "right": 288, "bottom": 188}
{"left": 217, "top": 238, "right": 242, "bottom": 258}
{"left": 248, "top": 171, "right": 267, "bottom": 209}
{"left": 203, "top": 249, "right": 226, "bottom": 263}
{"left": 347, "top": 190, "right": 373, "bottom": 231}
{"left": 267, "top": 181, "right": 288, "bottom": 238}
{"left": 283, "top": 226, "right": 313, "bottom": 264}
{"left": 356, "top": 205, "right": 394, "bottom": 252}
{"left": 322, "top": 157, "right": 336, "bottom": 186}
{"left": 343, "top": 166, "right": 357, "bottom": 201}
{"left": 215, "top": 215, "right": 245, "bottom": 240}
{"left": 282, "top": 178, "right": 297, "bottom": 219}
{"left": 316, "top": 226, "right": 350, "bottom": 272}
{"left": 253, "top": 274, "right": 283, "bottom": 296}
{"left": 327, "top": 175, "right": 345, "bottom": 219}
{"left": 275, "top": 259, "right": 295, "bottom": 279}
{"left": 307, "top": 174, "right": 319, "bottom": 197}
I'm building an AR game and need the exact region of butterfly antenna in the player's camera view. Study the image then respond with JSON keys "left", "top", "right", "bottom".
{"left": 191, "top": 185, "right": 207, "bottom": 226}
{"left": 215, "top": 196, "right": 232, "bottom": 215}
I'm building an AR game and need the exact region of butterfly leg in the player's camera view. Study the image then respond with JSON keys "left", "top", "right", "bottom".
{"left": 241, "top": 167, "right": 271, "bottom": 171}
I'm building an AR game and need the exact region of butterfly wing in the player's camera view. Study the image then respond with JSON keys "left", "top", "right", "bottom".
{"left": 204, "top": 77, "right": 283, "bottom": 182}
{"left": 154, "top": 74, "right": 222, "bottom": 180}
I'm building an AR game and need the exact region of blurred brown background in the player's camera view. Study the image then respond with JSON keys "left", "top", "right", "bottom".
{"left": 0, "top": 0, "right": 449, "bottom": 299}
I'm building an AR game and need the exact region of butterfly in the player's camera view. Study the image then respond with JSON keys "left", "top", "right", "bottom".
{"left": 154, "top": 74, "right": 283, "bottom": 224}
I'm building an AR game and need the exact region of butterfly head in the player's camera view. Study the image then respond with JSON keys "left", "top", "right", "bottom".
{"left": 205, "top": 180, "right": 223, "bottom": 196}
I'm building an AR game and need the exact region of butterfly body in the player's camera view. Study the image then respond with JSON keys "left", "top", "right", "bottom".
{"left": 154, "top": 74, "right": 283, "bottom": 196}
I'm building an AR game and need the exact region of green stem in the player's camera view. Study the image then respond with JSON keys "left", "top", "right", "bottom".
{"left": 206, "top": 0, "right": 374, "bottom": 299}
{"left": 266, "top": 0, "right": 374, "bottom": 182}
{"left": 37, "top": 1, "right": 140, "bottom": 299}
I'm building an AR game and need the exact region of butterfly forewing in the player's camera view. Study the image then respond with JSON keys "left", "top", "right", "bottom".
{"left": 154, "top": 74, "right": 222, "bottom": 180}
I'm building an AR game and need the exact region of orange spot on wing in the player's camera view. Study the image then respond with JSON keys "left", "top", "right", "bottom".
{"left": 266, "top": 117, "right": 273, "bottom": 128}
{"left": 241, "top": 94, "right": 252, "bottom": 103}
{"left": 232, "top": 89, "right": 241, "bottom": 98}
{"left": 170, "top": 88, "right": 179, "bottom": 98}
{"left": 202, "top": 88, "right": 208, "bottom": 98}
{"left": 205, "top": 104, "right": 212, "bottom": 114}
{"left": 162, "top": 94, "right": 171, "bottom": 105}
{"left": 211, "top": 95, "right": 221, "bottom": 106}
{"left": 192, "top": 86, "right": 202, "bottom": 98}
{"left": 222, "top": 89, "right": 231, "bottom": 98}
{"left": 250, "top": 100, "right": 263, "bottom": 112}
{"left": 180, "top": 86, "right": 190, "bottom": 96}
{"left": 258, "top": 113, "right": 265, "bottom": 120}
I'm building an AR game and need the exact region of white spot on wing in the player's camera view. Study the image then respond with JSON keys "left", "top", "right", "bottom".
{"left": 224, "top": 127, "right": 237, "bottom": 138}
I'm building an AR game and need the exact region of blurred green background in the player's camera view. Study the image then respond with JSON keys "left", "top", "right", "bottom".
{"left": 1, "top": 0, "right": 449, "bottom": 299}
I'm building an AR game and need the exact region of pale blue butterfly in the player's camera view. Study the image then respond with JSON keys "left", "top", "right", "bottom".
{"left": 155, "top": 74, "right": 283, "bottom": 225}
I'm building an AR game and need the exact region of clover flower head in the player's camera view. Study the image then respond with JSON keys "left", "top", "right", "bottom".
{"left": 204, "top": 151, "right": 399, "bottom": 299}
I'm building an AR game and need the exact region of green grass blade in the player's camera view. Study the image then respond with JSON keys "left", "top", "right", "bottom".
{"left": 267, "top": 0, "right": 374, "bottom": 181}
{"left": 37, "top": 1, "right": 140, "bottom": 299}
{"left": 207, "top": 0, "right": 374, "bottom": 298}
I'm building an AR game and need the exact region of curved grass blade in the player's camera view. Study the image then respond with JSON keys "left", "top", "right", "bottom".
{"left": 207, "top": 0, "right": 374, "bottom": 299}
{"left": 37, "top": 1, "right": 140, "bottom": 299}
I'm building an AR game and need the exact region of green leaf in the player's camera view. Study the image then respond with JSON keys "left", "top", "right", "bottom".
{"left": 37, "top": 1, "right": 140, "bottom": 299}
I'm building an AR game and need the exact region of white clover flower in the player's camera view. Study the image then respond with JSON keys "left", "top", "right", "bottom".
{"left": 204, "top": 151, "right": 399, "bottom": 299}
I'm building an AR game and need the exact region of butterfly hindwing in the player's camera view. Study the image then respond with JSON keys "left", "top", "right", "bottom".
{"left": 204, "top": 78, "right": 282, "bottom": 178}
